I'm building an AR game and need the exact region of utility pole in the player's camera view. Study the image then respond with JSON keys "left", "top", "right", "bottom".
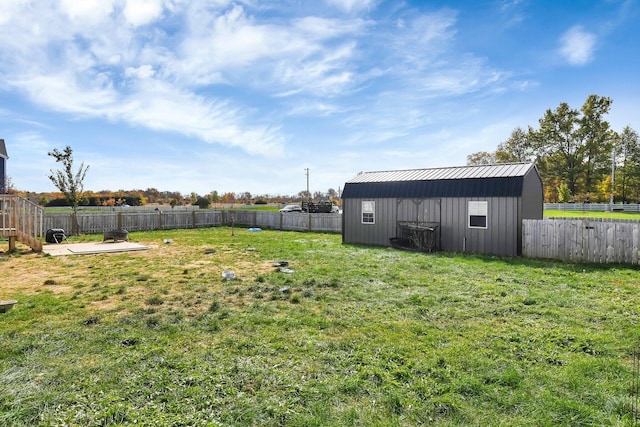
{"left": 305, "top": 168, "right": 310, "bottom": 211}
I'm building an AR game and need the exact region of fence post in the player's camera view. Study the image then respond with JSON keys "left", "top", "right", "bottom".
{"left": 117, "top": 212, "right": 123, "bottom": 229}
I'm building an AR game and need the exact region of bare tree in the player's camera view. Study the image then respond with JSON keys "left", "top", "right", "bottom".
{"left": 48, "top": 146, "right": 89, "bottom": 233}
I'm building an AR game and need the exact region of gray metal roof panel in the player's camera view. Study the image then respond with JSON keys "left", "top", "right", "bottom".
{"left": 346, "top": 163, "right": 535, "bottom": 184}
{"left": 342, "top": 176, "right": 526, "bottom": 199}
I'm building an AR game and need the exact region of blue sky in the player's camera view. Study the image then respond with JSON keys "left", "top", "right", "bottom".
{"left": 1, "top": 0, "right": 638, "bottom": 197}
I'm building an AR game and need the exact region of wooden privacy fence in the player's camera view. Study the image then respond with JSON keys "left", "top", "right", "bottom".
{"left": 39, "top": 210, "right": 640, "bottom": 265}
{"left": 44, "top": 210, "right": 341, "bottom": 235}
{"left": 523, "top": 218, "right": 640, "bottom": 264}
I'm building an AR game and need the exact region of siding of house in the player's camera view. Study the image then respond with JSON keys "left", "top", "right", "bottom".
{"left": 0, "top": 159, "right": 5, "bottom": 193}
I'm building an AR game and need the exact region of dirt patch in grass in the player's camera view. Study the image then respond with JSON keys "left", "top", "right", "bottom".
{"left": 1, "top": 251, "right": 64, "bottom": 293}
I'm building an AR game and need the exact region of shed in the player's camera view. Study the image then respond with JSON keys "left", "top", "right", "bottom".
{"left": 0, "top": 139, "right": 7, "bottom": 194}
{"left": 341, "top": 163, "right": 543, "bottom": 256}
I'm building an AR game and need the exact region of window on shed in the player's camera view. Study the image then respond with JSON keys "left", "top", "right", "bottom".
{"left": 468, "top": 201, "right": 488, "bottom": 229}
{"left": 362, "top": 201, "right": 375, "bottom": 224}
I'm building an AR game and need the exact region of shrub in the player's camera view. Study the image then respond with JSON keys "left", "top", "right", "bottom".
{"left": 195, "top": 197, "right": 211, "bottom": 209}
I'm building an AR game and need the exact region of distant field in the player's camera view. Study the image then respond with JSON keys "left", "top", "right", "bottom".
{"left": 1, "top": 228, "right": 638, "bottom": 425}
{"left": 215, "top": 204, "right": 280, "bottom": 212}
{"left": 545, "top": 209, "right": 640, "bottom": 220}
{"left": 45, "top": 205, "right": 283, "bottom": 213}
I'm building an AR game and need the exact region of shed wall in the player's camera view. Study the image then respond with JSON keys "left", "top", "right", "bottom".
{"left": 343, "top": 196, "right": 521, "bottom": 256}
{"left": 521, "top": 168, "right": 544, "bottom": 219}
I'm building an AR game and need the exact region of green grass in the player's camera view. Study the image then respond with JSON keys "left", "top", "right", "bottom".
{"left": 215, "top": 204, "right": 281, "bottom": 211}
{"left": 1, "top": 227, "right": 639, "bottom": 426}
{"left": 545, "top": 209, "right": 640, "bottom": 220}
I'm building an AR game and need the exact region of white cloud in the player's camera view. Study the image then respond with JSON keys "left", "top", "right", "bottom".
{"left": 325, "top": 0, "right": 377, "bottom": 14}
{"left": 388, "top": 10, "right": 458, "bottom": 68}
{"left": 274, "top": 41, "right": 357, "bottom": 96}
{"left": 60, "top": 0, "right": 116, "bottom": 25}
{"left": 125, "top": 64, "right": 157, "bottom": 79}
{"left": 173, "top": 5, "right": 367, "bottom": 95}
{"left": 558, "top": 25, "right": 597, "bottom": 66}
{"left": 0, "top": 0, "right": 29, "bottom": 26}
{"left": 123, "top": 0, "right": 165, "bottom": 27}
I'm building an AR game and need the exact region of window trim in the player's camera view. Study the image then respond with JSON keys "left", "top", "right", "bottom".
{"left": 361, "top": 200, "right": 375, "bottom": 224}
{"left": 468, "top": 200, "right": 488, "bottom": 229}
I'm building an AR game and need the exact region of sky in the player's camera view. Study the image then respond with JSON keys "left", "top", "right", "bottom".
{"left": 1, "top": 0, "right": 639, "bottom": 197}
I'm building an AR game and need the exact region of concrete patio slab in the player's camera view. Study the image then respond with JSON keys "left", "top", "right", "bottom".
{"left": 42, "top": 241, "right": 150, "bottom": 256}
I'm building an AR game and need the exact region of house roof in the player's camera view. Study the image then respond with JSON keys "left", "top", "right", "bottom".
{"left": 0, "top": 139, "right": 7, "bottom": 160}
{"left": 342, "top": 163, "right": 538, "bottom": 199}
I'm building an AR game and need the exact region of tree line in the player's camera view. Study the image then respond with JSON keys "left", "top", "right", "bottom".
{"left": 19, "top": 188, "right": 341, "bottom": 210}
{"left": 16, "top": 188, "right": 340, "bottom": 209}
{"left": 467, "top": 94, "right": 640, "bottom": 203}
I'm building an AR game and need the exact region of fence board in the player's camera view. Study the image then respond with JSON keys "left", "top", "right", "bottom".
{"left": 44, "top": 210, "right": 342, "bottom": 236}
{"left": 523, "top": 218, "right": 640, "bottom": 264}
{"left": 544, "top": 203, "right": 640, "bottom": 212}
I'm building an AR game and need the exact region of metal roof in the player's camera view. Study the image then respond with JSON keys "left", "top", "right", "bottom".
{"left": 0, "top": 139, "right": 7, "bottom": 159}
{"left": 342, "top": 163, "right": 539, "bottom": 199}
{"left": 346, "top": 163, "right": 535, "bottom": 184}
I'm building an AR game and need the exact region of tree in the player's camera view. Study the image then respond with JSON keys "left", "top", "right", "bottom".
{"left": 528, "top": 96, "right": 614, "bottom": 199}
{"left": 557, "top": 182, "right": 571, "bottom": 203}
{"left": 48, "top": 146, "right": 89, "bottom": 233}
{"left": 144, "top": 187, "right": 161, "bottom": 204}
{"left": 195, "top": 197, "right": 211, "bottom": 209}
{"left": 578, "top": 95, "right": 614, "bottom": 193}
{"left": 529, "top": 102, "right": 582, "bottom": 197}
{"left": 209, "top": 190, "right": 220, "bottom": 207}
{"left": 239, "top": 191, "right": 252, "bottom": 204}
{"left": 221, "top": 192, "right": 235, "bottom": 205}
{"left": 466, "top": 151, "right": 497, "bottom": 165}
{"left": 496, "top": 127, "right": 534, "bottom": 163}
{"left": 1, "top": 175, "right": 16, "bottom": 194}
{"left": 614, "top": 126, "right": 640, "bottom": 202}
{"left": 189, "top": 192, "right": 198, "bottom": 205}
{"left": 297, "top": 190, "right": 310, "bottom": 200}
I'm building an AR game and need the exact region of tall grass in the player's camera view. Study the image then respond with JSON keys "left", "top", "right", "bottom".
{"left": 1, "top": 227, "right": 639, "bottom": 425}
{"left": 545, "top": 209, "right": 640, "bottom": 220}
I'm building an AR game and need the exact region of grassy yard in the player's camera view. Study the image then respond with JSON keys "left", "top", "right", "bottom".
{"left": 1, "top": 228, "right": 639, "bottom": 426}
{"left": 545, "top": 209, "right": 640, "bottom": 220}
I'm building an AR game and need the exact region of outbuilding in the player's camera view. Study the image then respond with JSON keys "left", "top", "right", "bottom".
{"left": 341, "top": 163, "right": 543, "bottom": 257}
